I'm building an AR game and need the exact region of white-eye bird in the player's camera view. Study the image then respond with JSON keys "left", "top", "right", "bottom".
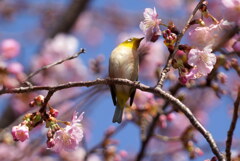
{"left": 109, "top": 37, "right": 144, "bottom": 123}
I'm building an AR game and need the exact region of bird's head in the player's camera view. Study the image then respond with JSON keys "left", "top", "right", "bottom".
{"left": 119, "top": 37, "right": 144, "bottom": 50}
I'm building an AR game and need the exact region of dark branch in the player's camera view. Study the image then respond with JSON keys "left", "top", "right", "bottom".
{"left": 225, "top": 87, "right": 240, "bottom": 161}
{"left": 0, "top": 78, "right": 224, "bottom": 160}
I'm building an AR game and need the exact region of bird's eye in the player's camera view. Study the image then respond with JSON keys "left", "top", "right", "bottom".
{"left": 127, "top": 38, "right": 132, "bottom": 42}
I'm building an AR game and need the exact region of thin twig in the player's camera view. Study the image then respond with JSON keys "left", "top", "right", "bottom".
{"left": 23, "top": 49, "right": 85, "bottom": 84}
{"left": 156, "top": 0, "right": 205, "bottom": 88}
{"left": 0, "top": 78, "right": 224, "bottom": 160}
{"left": 225, "top": 87, "right": 240, "bottom": 161}
{"left": 154, "top": 134, "right": 180, "bottom": 142}
{"left": 84, "top": 121, "right": 128, "bottom": 160}
{"left": 39, "top": 90, "right": 55, "bottom": 113}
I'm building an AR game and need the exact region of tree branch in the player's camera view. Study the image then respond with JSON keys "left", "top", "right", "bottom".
{"left": 156, "top": 0, "right": 205, "bottom": 88}
{"left": 23, "top": 49, "right": 85, "bottom": 84}
{"left": 225, "top": 87, "right": 240, "bottom": 161}
{"left": 0, "top": 78, "right": 224, "bottom": 160}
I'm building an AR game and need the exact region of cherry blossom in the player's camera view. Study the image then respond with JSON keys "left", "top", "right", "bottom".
{"left": 11, "top": 124, "right": 29, "bottom": 142}
{"left": 50, "top": 112, "right": 84, "bottom": 152}
{"left": 188, "top": 49, "right": 216, "bottom": 78}
{"left": 187, "top": 48, "right": 216, "bottom": 78}
{"left": 139, "top": 7, "right": 162, "bottom": 42}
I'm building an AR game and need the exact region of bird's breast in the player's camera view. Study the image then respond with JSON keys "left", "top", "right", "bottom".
{"left": 109, "top": 46, "right": 139, "bottom": 80}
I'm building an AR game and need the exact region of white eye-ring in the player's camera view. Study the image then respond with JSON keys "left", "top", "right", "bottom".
{"left": 127, "top": 38, "right": 132, "bottom": 42}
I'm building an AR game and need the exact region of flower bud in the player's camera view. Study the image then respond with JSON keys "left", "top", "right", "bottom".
{"left": 47, "top": 138, "right": 55, "bottom": 148}
{"left": 50, "top": 108, "right": 59, "bottom": 117}
{"left": 34, "top": 95, "right": 45, "bottom": 106}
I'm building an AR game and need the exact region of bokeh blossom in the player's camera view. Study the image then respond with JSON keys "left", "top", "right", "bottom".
{"left": 189, "top": 20, "right": 234, "bottom": 50}
{"left": 11, "top": 124, "right": 29, "bottom": 142}
{"left": 233, "top": 40, "right": 240, "bottom": 52}
{"left": 222, "top": 0, "right": 240, "bottom": 7}
{"left": 139, "top": 7, "right": 162, "bottom": 42}
{"left": 221, "top": 0, "right": 240, "bottom": 22}
{"left": 139, "top": 41, "right": 165, "bottom": 80}
{"left": 187, "top": 48, "right": 216, "bottom": 78}
{"left": 188, "top": 26, "right": 211, "bottom": 50}
{"left": 44, "top": 34, "right": 79, "bottom": 56}
{"left": 50, "top": 112, "right": 84, "bottom": 152}
{"left": 32, "top": 33, "right": 88, "bottom": 86}
{"left": 0, "top": 39, "right": 20, "bottom": 59}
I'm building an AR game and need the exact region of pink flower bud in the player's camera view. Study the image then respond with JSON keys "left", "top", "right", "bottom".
{"left": 163, "top": 32, "right": 168, "bottom": 39}
{"left": 176, "top": 50, "right": 186, "bottom": 57}
{"left": 29, "top": 101, "right": 35, "bottom": 107}
{"left": 50, "top": 108, "right": 59, "bottom": 117}
{"left": 47, "top": 138, "right": 55, "bottom": 148}
{"left": 1, "top": 39, "right": 21, "bottom": 59}
{"left": 150, "top": 34, "right": 160, "bottom": 42}
{"left": 119, "top": 150, "right": 128, "bottom": 158}
{"left": 217, "top": 72, "right": 227, "bottom": 84}
{"left": 210, "top": 156, "right": 218, "bottom": 161}
{"left": 159, "top": 115, "right": 167, "bottom": 128}
{"left": 179, "top": 76, "right": 188, "bottom": 85}
{"left": 166, "top": 29, "right": 171, "bottom": 34}
{"left": 34, "top": 95, "right": 45, "bottom": 106}
{"left": 166, "top": 113, "right": 176, "bottom": 121}
{"left": 195, "top": 147, "right": 204, "bottom": 156}
{"left": 11, "top": 124, "right": 29, "bottom": 142}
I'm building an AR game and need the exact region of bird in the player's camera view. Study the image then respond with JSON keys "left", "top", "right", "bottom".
{"left": 109, "top": 37, "right": 144, "bottom": 123}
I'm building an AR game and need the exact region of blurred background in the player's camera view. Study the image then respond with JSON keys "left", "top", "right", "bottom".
{"left": 0, "top": 0, "right": 239, "bottom": 161}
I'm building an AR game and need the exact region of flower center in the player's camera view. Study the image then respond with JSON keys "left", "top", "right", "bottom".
{"left": 199, "top": 53, "right": 209, "bottom": 63}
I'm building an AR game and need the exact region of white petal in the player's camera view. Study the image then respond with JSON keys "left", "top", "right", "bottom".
{"left": 188, "top": 49, "right": 199, "bottom": 66}
{"left": 139, "top": 21, "right": 147, "bottom": 33}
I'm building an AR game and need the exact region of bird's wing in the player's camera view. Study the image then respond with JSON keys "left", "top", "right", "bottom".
{"left": 130, "top": 77, "right": 138, "bottom": 106}
{"left": 110, "top": 85, "right": 117, "bottom": 105}
{"left": 130, "top": 88, "right": 136, "bottom": 106}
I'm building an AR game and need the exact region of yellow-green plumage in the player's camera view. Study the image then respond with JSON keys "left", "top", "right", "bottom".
{"left": 109, "top": 37, "right": 143, "bottom": 123}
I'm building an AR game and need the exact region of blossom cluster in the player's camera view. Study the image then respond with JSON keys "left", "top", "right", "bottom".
{"left": 139, "top": 7, "right": 236, "bottom": 84}
{"left": 11, "top": 95, "right": 84, "bottom": 152}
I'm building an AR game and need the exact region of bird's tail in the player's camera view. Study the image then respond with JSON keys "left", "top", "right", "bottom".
{"left": 112, "top": 105, "right": 124, "bottom": 123}
{"left": 112, "top": 91, "right": 129, "bottom": 123}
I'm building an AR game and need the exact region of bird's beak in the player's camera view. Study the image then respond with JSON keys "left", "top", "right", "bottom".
{"left": 139, "top": 37, "right": 144, "bottom": 41}
{"left": 137, "top": 37, "right": 144, "bottom": 44}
